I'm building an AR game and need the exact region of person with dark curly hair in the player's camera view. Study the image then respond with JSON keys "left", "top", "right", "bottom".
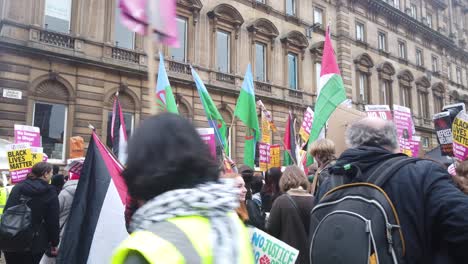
{"left": 112, "top": 113, "right": 254, "bottom": 264}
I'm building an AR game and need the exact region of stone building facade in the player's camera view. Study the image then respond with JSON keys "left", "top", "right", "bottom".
{"left": 0, "top": 0, "right": 467, "bottom": 165}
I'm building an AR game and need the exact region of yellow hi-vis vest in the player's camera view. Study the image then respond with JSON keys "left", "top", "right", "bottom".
{"left": 112, "top": 214, "right": 254, "bottom": 264}
{"left": 0, "top": 187, "right": 8, "bottom": 216}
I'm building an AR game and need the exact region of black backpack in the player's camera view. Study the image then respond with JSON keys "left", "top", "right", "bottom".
{"left": 309, "top": 156, "right": 417, "bottom": 264}
{"left": 0, "top": 195, "right": 35, "bottom": 252}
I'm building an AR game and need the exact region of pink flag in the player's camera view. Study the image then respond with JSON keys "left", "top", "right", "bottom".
{"left": 119, "top": 0, "right": 178, "bottom": 46}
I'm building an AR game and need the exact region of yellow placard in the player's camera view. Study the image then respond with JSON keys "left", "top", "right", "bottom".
{"left": 269, "top": 145, "right": 281, "bottom": 168}
{"left": 7, "top": 148, "right": 33, "bottom": 171}
{"left": 261, "top": 112, "right": 271, "bottom": 144}
{"left": 31, "top": 152, "right": 44, "bottom": 165}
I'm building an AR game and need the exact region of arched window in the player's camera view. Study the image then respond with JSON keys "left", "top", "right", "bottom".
{"left": 208, "top": 4, "right": 244, "bottom": 78}
{"left": 30, "top": 74, "right": 75, "bottom": 163}
{"left": 354, "top": 53, "right": 374, "bottom": 107}
{"left": 281, "top": 31, "right": 309, "bottom": 91}
{"left": 432, "top": 82, "right": 445, "bottom": 113}
{"left": 247, "top": 18, "right": 279, "bottom": 86}
{"left": 377, "top": 62, "right": 396, "bottom": 107}
{"left": 416, "top": 76, "right": 431, "bottom": 120}
{"left": 397, "top": 70, "right": 414, "bottom": 110}
{"left": 176, "top": 94, "right": 193, "bottom": 121}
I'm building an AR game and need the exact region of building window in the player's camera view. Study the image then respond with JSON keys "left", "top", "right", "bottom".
{"left": 410, "top": 4, "right": 417, "bottom": 19}
{"left": 447, "top": 62, "right": 452, "bottom": 80}
{"left": 456, "top": 67, "right": 462, "bottom": 84}
{"left": 393, "top": 0, "right": 400, "bottom": 9}
{"left": 256, "top": 0, "right": 266, "bottom": 3}
{"left": 434, "top": 94, "right": 443, "bottom": 113}
{"left": 255, "top": 42, "right": 266, "bottom": 82}
{"left": 315, "top": 62, "right": 321, "bottom": 93}
{"left": 422, "top": 136, "right": 430, "bottom": 148}
{"left": 426, "top": 13, "right": 433, "bottom": 28}
{"left": 432, "top": 56, "right": 439, "bottom": 72}
{"left": 416, "top": 49, "right": 423, "bottom": 66}
{"left": 44, "top": 0, "right": 72, "bottom": 33}
{"left": 401, "top": 86, "right": 412, "bottom": 109}
{"left": 33, "top": 102, "right": 67, "bottom": 162}
{"left": 398, "top": 41, "right": 407, "bottom": 59}
{"left": 356, "top": 22, "right": 365, "bottom": 42}
{"left": 378, "top": 32, "right": 387, "bottom": 51}
{"left": 114, "top": 5, "right": 134, "bottom": 49}
{"left": 106, "top": 112, "right": 134, "bottom": 148}
{"left": 382, "top": 80, "right": 392, "bottom": 105}
{"left": 358, "top": 73, "right": 369, "bottom": 103}
{"left": 288, "top": 53, "right": 298, "bottom": 90}
{"left": 169, "top": 17, "right": 188, "bottom": 62}
{"left": 286, "top": 0, "right": 296, "bottom": 16}
{"left": 216, "top": 30, "right": 230, "bottom": 73}
{"left": 418, "top": 90, "right": 429, "bottom": 119}
{"left": 314, "top": 7, "right": 324, "bottom": 25}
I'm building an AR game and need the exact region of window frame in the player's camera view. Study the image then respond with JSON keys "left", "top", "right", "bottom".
{"left": 114, "top": 4, "right": 135, "bottom": 49}
{"left": 410, "top": 4, "right": 417, "bottom": 19}
{"left": 426, "top": 13, "right": 433, "bottom": 28}
{"left": 456, "top": 67, "right": 462, "bottom": 84}
{"left": 168, "top": 16, "right": 188, "bottom": 62}
{"left": 432, "top": 56, "right": 439, "bottom": 72}
{"left": 254, "top": 42, "right": 267, "bottom": 82}
{"left": 44, "top": 0, "right": 73, "bottom": 33}
{"left": 286, "top": 0, "right": 296, "bottom": 16}
{"left": 382, "top": 80, "right": 393, "bottom": 106}
{"left": 398, "top": 40, "right": 407, "bottom": 59}
{"left": 416, "top": 48, "right": 424, "bottom": 66}
{"left": 287, "top": 52, "right": 299, "bottom": 90}
{"left": 355, "top": 22, "right": 365, "bottom": 42}
{"left": 32, "top": 101, "right": 68, "bottom": 164}
{"left": 216, "top": 30, "right": 231, "bottom": 73}
{"left": 378, "top": 31, "right": 387, "bottom": 51}
{"left": 313, "top": 7, "right": 324, "bottom": 25}
{"left": 418, "top": 90, "right": 429, "bottom": 119}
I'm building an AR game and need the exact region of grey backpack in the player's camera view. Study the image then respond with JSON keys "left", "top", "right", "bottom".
{"left": 0, "top": 195, "right": 35, "bottom": 252}
{"left": 310, "top": 156, "right": 417, "bottom": 264}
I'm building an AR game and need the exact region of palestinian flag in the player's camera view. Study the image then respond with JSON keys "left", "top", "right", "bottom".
{"left": 307, "top": 26, "right": 346, "bottom": 165}
{"left": 156, "top": 52, "right": 179, "bottom": 114}
{"left": 283, "top": 112, "right": 297, "bottom": 166}
{"left": 111, "top": 94, "right": 128, "bottom": 164}
{"left": 57, "top": 132, "right": 128, "bottom": 264}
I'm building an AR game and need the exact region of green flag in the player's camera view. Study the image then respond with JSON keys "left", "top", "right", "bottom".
{"left": 234, "top": 64, "right": 260, "bottom": 168}
{"left": 156, "top": 53, "right": 179, "bottom": 114}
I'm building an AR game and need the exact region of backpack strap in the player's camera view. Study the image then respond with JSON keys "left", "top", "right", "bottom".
{"left": 366, "top": 156, "right": 419, "bottom": 187}
{"left": 285, "top": 194, "right": 308, "bottom": 233}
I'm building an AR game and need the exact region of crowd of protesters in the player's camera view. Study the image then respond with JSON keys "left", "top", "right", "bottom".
{"left": 1, "top": 113, "right": 468, "bottom": 264}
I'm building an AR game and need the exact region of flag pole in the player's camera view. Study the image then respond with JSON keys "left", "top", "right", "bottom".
{"left": 146, "top": 26, "right": 158, "bottom": 115}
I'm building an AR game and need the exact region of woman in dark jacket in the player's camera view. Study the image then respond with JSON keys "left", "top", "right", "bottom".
{"left": 4, "top": 162, "right": 60, "bottom": 264}
{"left": 260, "top": 167, "right": 282, "bottom": 213}
{"left": 267, "top": 165, "right": 314, "bottom": 264}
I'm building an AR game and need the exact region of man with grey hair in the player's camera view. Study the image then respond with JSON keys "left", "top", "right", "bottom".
{"left": 314, "top": 117, "right": 468, "bottom": 263}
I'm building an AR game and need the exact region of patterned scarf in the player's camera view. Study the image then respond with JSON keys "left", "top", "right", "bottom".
{"left": 130, "top": 181, "right": 242, "bottom": 264}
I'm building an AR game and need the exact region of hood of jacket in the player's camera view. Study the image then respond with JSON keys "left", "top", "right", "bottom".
{"left": 334, "top": 145, "right": 405, "bottom": 180}
{"left": 20, "top": 177, "right": 53, "bottom": 196}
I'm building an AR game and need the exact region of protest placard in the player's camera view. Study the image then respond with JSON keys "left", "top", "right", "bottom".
{"left": 364, "top": 105, "right": 393, "bottom": 120}
{"left": 410, "top": 136, "right": 420, "bottom": 157}
{"left": 299, "top": 107, "right": 314, "bottom": 142}
{"left": 433, "top": 111, "right": 453, "bottom": 156}
{"left": 261, "top": 112, "right": 272, "bottom": 144}
{"left": 452, "top": 111, "right": 468, "bottom": 161}
{"left": 14, "top": 125, "right": 41, "bottom": 147}
{"left": 259, "top": 143, "right": 270, "bottom": 172}
{"left": 70, "top": 136, "right": 85, "bottom": 158}
{"left": 7, "top": 143, "right": 33, "bottom": 183}
{"left": 250, "top": 228, "right": 299, "bottom": 264}
{"left": 257, "top": 100, "right": 277, "bottom": 132}
{"left": 393, "top": 105, "right": 414, "bottom": 154}
{"left": 269, "top": 144, "right": 281, "bottom": 168}
{"left": 196, "top": 128, "right": 216, "bottom": 158}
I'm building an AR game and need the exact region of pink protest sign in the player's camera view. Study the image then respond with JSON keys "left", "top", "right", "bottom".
{"left": 364, "top": 105, "right": 393, "bottom": 120}
{"left": 259, "top": 143, "right": 270, "bottom": 172}
{"left": 410, "top": 136, "right": 421, "bottom": 157}
{"left": 14, "top": 125, "right": 41, "bottom": 147}
{"left": 197, "top": 128, "right": 216, "bottom": 158}
{"left": 452, "top": 111, "right": 468, "bottom": 161}
{"left": 299, "top": 107, "right": 314, "bottom": 142}
{"left": 393, "top": 105, "right": 414, "bottom": 154}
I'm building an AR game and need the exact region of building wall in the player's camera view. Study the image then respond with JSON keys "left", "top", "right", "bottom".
{"left": 0, "top": 0, "right": 467, "bottom": 164}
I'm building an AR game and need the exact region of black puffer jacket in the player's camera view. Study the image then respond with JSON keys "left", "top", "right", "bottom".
{"left": 5, "top": 177, "right": 60, "bottom": 253}
{"left": 316, "top": 146, "right": 468, "bottom": 263}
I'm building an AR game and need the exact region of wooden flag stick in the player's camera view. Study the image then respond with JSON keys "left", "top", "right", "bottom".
{"left": 146, "top": 26, "right": 158, "bottom": 115}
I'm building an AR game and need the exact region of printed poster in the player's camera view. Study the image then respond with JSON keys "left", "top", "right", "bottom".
{"left": 196, "top": 128, "right": 216, "bottom": 158}
{"left": 261, "top": 112, "right": 271, "bottom": 144}
{"left": 269, "top": 144, "right": 281, "bottom": 168}
{"left": 452, "top": 111, "right": 468, "bottom": 161}
{"left": 364, "top": 105, "right": 393, "bottom": 120}
{"left": 14, "top": 125, "right": 41, "bottom": 147}
{"left": 250, "top": 228, "right": 299, "bottom": 264}
{"left": 299, "top": 107, "right": 314, "bottom": 142}
{"left": 410, "top": 136, "right": 420, "bottom": 157}
{"left": 7, "top": 143, "right": 33, "bottom": 183}
{"left": 393, "top": 105, "right": 414, "bottom": 154}
{"left": 258, "top": 143, "right": 270, "bottom": 172}
{"left": 433, "top": 111, "right": 454, "bottom": 156}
